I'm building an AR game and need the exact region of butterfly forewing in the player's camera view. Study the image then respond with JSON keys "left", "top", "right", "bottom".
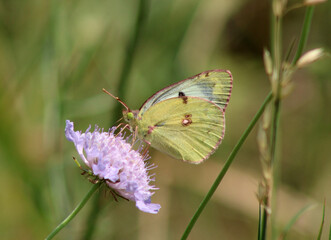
{"left": 137, "top": 97, "right": 225, "bottom": 163}
{"left": 139, "top": 69, "right": 232, "bottom": 115}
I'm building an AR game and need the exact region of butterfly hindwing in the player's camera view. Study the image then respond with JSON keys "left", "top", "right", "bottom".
{"left": 139, "top": 69, "right": 232, "bottom": 115}
{"left": 137, "top": 96, "right": 225, "bottom": 163}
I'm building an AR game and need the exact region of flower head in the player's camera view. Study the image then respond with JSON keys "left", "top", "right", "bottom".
{"left": 65, "top": 120, "right": 160, "bottom": 214}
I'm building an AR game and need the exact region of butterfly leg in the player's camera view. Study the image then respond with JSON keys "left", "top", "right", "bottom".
{"left": 141, "top": 143, "right": 150, "bottom": 157}
{"left": 140, "top": 136, "right": 151, "bottom": 156}
{"left": 131, "top": 125, "right": 138, "bottom": 145}
{"left": 114, "top": 123, "right": 130, "bottom": 137}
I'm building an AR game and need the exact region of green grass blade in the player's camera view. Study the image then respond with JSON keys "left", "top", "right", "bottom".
{"left": 258, "top": 204, "right": 262, "bottom": 239}
{"left": 258, "top": 201, "right": 268, "bottom": 240}
{"left": 181, "top": 92, "right": 273, "bottom": 240}
{"left": 258, "top": 203, "right": 268, "bottom": 240}
{"left": 317, "top": 199, "right": 326, "bottom": 240}
{"left": 292, "top": 6, "right": 315, "bottom": 65}
{"left": 278, "top": 204, "right": 316, "bottom": 240}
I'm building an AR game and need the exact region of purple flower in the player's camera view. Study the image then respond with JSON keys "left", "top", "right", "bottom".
{"left": 65, "top": 120, "right": 160, "bottom": 214}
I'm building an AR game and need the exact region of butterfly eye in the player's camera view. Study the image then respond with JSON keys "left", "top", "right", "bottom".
{"left": 127, "top": 112, "right": 134, "bottom": 120}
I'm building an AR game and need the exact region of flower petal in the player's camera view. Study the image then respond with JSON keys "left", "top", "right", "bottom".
{"left": 136, "top": 199, "right": 161, "bottom": 214}
{"left": 65, "top": 120, "right": 160, "bottom": 214}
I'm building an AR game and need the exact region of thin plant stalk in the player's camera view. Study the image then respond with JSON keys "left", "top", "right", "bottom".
{"left": 270, "top": 8, "right": 283, "bottom": 167}
{"left": 258, "top": 202, "right": 268, "bottom": 240}
{"left": 316, "top": 200, "right": 326, "bottom": 240}
{"left": 260, "top": 2, "right": 283, "bottom": 238}
{"left": 181, "top": 92, "right": 273, "bottom": 240}
{"left": 45, "top": 183, "right": 101, "bottom": 240}
{"left": 270, "top": 10, "right": 283, "bottom": 240}
{"left": 258, "top": 5, "right": 315, "bottom": 240}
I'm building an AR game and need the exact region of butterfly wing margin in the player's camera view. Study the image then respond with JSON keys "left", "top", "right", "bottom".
{"left": 139, "top": 69, "right": 232, "bottom": 115}
{"left": 138, "top": 97, "right": 225, "bottom": 163}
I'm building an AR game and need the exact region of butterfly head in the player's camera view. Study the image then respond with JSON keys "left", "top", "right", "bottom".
{"left": 122, "top": 109, "right": 139, "bottom": 128}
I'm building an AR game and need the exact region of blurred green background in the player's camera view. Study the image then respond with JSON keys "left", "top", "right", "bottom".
{"left": 0, "top": 0, "right": 330, "bottom": 239}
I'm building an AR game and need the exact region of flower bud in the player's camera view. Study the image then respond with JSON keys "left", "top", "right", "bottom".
{"left": 297, "top": 48, "right": 324, "bottom": 68}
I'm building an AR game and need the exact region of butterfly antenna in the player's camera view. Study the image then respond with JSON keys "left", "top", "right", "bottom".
{"left": 102, "top": 88, "right": 130, "bottom": 111}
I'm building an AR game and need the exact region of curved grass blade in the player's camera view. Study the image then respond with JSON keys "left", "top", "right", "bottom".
{"left": 278, "top": 204, "right": 316, "bottom": 240}
{"left": 317, "top": 199, "right": 326, "bottom": 240}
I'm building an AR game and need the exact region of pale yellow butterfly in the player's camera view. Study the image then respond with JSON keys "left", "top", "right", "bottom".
{"left": 104, "top": 69, "right": 232, "bottom": 164}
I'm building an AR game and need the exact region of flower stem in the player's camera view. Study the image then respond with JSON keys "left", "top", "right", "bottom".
{"left": 181, "top": 92, "right": 273, "bottom": 240}
{"left": 45, "top": 183, "right": 101, "bottom": 240}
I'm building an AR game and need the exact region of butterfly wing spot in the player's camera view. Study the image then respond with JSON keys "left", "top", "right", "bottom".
{"left": 147, "top": 125, "right": 155, "bottom": 135}
{"left": 205, "top": 72, "right": 210, "bottom": 77}
{"left": 178, "top": 91, "right": 188, "bottom": 104}
{"left": 182, "top": 118, "right": 192, "bottom": 126}
{"left": 182, "top": 114, "right": 193, "bottom": 127}
{"left": 181, "top": 96, "right": 188, "bottom": 104}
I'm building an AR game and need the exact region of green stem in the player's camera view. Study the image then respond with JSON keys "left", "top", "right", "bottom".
{"left": 292, "top": 6, "right": 315, "bottom": 65}
{"left": 181, "top": 92, "right": 273, "bottom": 240}
{"left": 45, "top": 183, "right": 101, "bottom": 240}
{"left": 317, "top": 199, "right": 326, "bottom": 240}
{"left": 270, "top": 11, "right": 282, "bottom": 163}
{"left": 258, "top": 203, "right": 268, "bottom": 240}
{"left": 270, "top": 14, "right": 282, "bottom": 165}
{"left": 259, "top": 4, "right": 283, "bottom": 239}
{"left": 259, "top": 201, "right": 268, "bottom": 240}
{"left": 258, "top": 205, "right": 262, "bottom": 239}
